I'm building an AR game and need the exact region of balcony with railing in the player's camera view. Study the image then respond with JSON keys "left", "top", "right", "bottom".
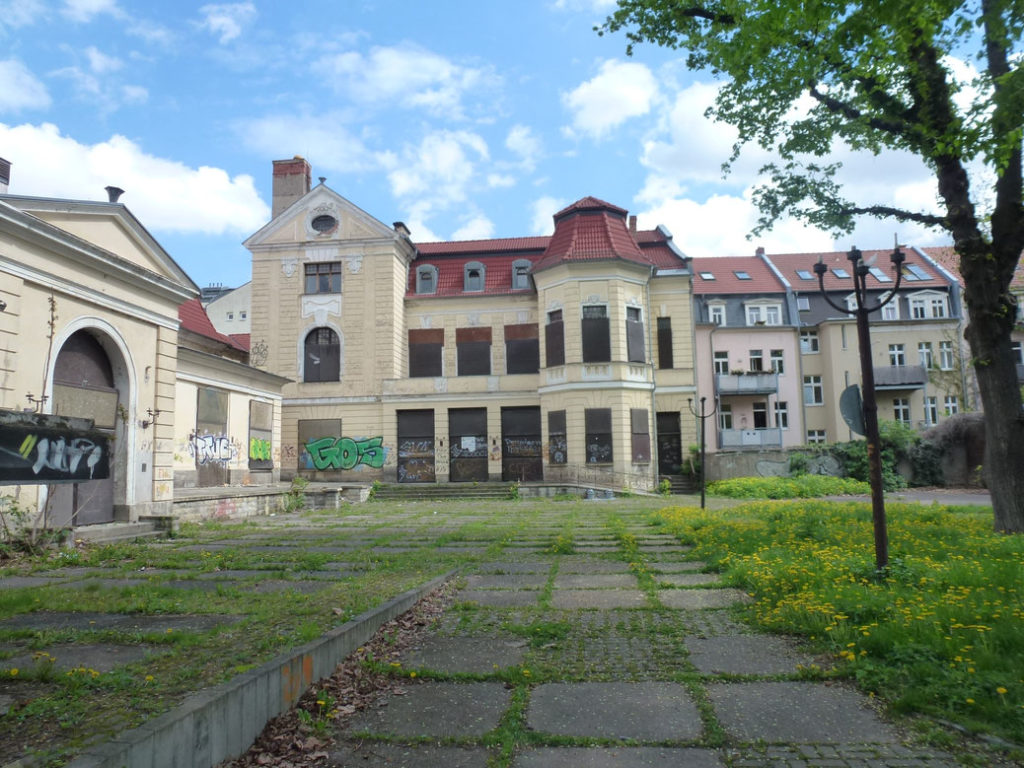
{"left": 718, "top": 427, "right": 783, "bottom": 450}
{"left": 715, "top": 372, "right": 779, "bottom": 396}
{"left": 873, "top": 365, "right": 927, "bottom": 389}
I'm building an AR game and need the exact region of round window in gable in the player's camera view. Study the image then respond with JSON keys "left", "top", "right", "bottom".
{"left": 311, "top": 214, "right": 337, "bottom": 234}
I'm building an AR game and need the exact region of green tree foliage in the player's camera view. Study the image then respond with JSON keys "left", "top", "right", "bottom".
{"left": 599, "top": 1, "right": 1024, "bottom": 532}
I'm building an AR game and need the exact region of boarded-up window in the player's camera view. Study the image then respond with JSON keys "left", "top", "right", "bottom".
{"left": 397, "top": 409, "right": 435, "bottom": 483}
{"left": 197, "top": 387, "right": 228, "bottom": 436}
{"left": 626, "top": 307, "right": 645, "bottom": 363}
{"left": 585, "top": 408, "right": 613, "bottom": 464}
{"left": 657, "top": 317, "right": 673, "bottom": 369}
{"left": 505, "top": 323, "right": 539, "bottom": 374}
{"left": 630, "top": 408, "right": 651, "bottom": 463}
{"left": 409, "top": 328, "right": 444, "bottom": 377}
{"left": 304, "top": 327, "right": 340, "bottom": 382}
{"left": 456, "top": 327, "right": 491, "bottom": 376}
{"left": 545, "top": 310, "right": 565, "bottom": 367}
{"left": 548, "top": 410, "right": 567, "bottom": 465}
{"left": 582, "top": 306, "right": 610, "bottom": 363}
{"left": 248, "top": 400, "right": 273, "bottom": 470}
{"left": 501, "top": 406, "right": 543, "bottom": 482}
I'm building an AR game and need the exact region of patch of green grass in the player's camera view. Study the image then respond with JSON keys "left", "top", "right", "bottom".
{"left": 653, "top": 500, "right": 1024, "bottom": 744}
{"left": 708, "top": 474, "right": 871, "bottom": 499}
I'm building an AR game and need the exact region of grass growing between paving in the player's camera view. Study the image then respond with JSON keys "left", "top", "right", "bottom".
{"left": 651, "top": 499, "right": 1024, "bottom": 750}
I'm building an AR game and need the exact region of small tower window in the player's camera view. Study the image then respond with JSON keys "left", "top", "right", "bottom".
{"left": 464, "top": 261, "right": 485, "bottom": 292}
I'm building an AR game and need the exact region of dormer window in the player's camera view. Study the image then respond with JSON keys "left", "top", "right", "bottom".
{"left": 745, "top": 301, "right": 783, "bottom": 326}
{"left": 511, "top": 259, "right": 531, "bottom": 290}
{"left": 415, "top": 264, "right": 438, "bottom": 295}
{"left": 464, "top": 261, "right": 485, "bottom": 292}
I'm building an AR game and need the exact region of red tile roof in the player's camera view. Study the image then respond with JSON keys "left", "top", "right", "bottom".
{"left": 229, "top": 333, "right": 251, "bottom": 351}
{"left": 691, "top": 256, "right": 785, "bottom": 294}
{"left": 407, "top": 198, "right": 688, "bottom": 298}
{"left": 767, "top": 248, "right": 950, "bottom": 291}
{"left": 178, "top": 299, "right": 248, "bottom": 351}
{"left": 534, "top": 197, "right": 650, "bottom": 272}
{"left": 923, "top": 245, "right": 1024, "bottom": 291}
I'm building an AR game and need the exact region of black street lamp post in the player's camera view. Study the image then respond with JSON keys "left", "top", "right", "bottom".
{"left": 813, "top": 246, "right": 905, "bottom": 574}
{"left": 687, "top": 396, "right": 717, "bottom": 510}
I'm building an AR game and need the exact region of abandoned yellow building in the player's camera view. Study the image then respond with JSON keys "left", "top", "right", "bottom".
{"left": 246, "top": 158, "right": 698, "bottom": 490}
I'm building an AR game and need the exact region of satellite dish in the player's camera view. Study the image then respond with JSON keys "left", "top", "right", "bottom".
{"left": 840, "top": 385, "right": 865, "bottom": 436}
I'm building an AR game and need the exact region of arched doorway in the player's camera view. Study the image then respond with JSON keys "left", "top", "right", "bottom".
{"left": 49, "top": 330, "right": 123, "bottom": 526}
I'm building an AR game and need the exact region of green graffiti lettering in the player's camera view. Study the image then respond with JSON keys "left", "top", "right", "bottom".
{"left": 249, "top": 437, "right": 272, "bottom": 461}
{"left": 305, "top": 436, "right": 387, "bottom": 470}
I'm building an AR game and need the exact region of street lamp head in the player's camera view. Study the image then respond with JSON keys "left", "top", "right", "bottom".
{"left": 890, "top": 246, "right": 906, "bottom": 268}
{"left": 847, "top": 246, "right": 863, "bottom": 265}
{"left": 812, "top": 256, "right": 827, "bottom": 278}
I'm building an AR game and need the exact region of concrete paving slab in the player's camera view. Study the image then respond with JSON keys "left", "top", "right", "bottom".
{"left": 68, "top": 578, "right": 149, "bottom": 590}
{"left": 513, "top": 747, "right": 725, "bottom": 767}
{"left": 2, "top": 643, "right": 162, "bottom": 674}
{"left": 656, "top": 574, "right": 721, "bottom": 587}
{"left": 456, "top": 590, "right": 541, "bottom": 607}
{"left": 568, "top": 545, "right": 620, "bottom": 552}
{"left": 550, "top": 590, "right": 646, "bottom": 609}
{"left": 554, "top": 574, "right": 637, "bottom": 589}
{"left": 343, "top": 682, "right": 510, "bottom": 738}
{"left": 647, "top": 561, "right": 707, "bottom": 573}
{"left": 0, "top": 576, "right": 71, "bottom": 588}
{"left": 399, "top": 636, "right": 527, "bottom": 674}
{"left": 684, "top": 635, "right": 814, "bottom": 676}
{"left": 328, "top": 741, "right": 491, "bottom": 767}
{"left": 242, "top": 580, "right": 329, "bottom": 594}
{"left": 159, "top": 580, "right": 236, "bottom": 592}
{"left": 707, "top": 681, "right": 901, "bottom": 743}
{"left": 527, "top": 682, "right": 702, "bottom": 740}
{"left": 464, "top": 574, "right": 547, "bottom": 589}
{"left": 2, "top": 612, "right": 241, "bottom": 633}
{"left": 558, "top": 561, "right": 631, "bottom": 574}
{"left": 475, "top": 561, "right": 552, "bottom": 574}
{"left": 658, "top": 589, "right": 752, "bottom": 609}
{"left": 637, "top": 545, "right": 691, "bottom": 553}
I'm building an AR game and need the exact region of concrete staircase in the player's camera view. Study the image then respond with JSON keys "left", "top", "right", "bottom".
{"left": 370, "top": 482, "right": 514, "bottom": 502}
{"left": 72, "top": 521, "right": 166, "bottom": 545}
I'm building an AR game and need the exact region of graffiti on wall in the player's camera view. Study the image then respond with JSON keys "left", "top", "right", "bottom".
{"left": 0, "top": 422, "right": 110, "bottom": 484}
{"left": 303, "top": 436, "right": 387, "bottom": 471}
{"left": 189, "top": 434, "right": 238, "bottom": 465}
{"left": 249, "top": 438, "right": 272, "bottom": 462}
{"left": 25, "top": 436, "right": 104, "bottom": 478}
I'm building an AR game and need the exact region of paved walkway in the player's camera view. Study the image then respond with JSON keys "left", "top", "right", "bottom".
{"left": 325, "top": 528, "right": 959, "bottom": 767}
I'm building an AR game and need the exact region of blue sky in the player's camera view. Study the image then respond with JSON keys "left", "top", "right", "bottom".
{"left": 0, "top": 0, "right": 952, "bottom": 290}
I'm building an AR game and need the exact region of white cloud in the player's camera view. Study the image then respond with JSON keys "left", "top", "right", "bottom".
{"left": 0, "top": 122, "right": 269, "bottom": 236}
{"left": 62, "top": 0, "right": 119, "bottom": 23}
{"left": 0, "top": 0, "right": 45, "bottom": 31}
{"left": 562, "top": 59, "right": 659, "bottom": 140}
{"left": 388, "top": 130, "right": 489, "bottom": 203}
{"left": 529, "top": 196, "right": 566, "bottom": 235}
{"left": 0, "top": 60, "right": 51, "bottom": 113}
{"left": 487, "top": 173, "right": 516, "bottom": 188}
{"left": 198, "top": 2, "right": 257, "bottom": 44}
{"left": 506, "top": 124, "right": 541, "bottom": 171}
{"left": 312, "top": 44, "right": 494, "bottom": 118}
{"left": 451, "top": 215, "right": 495, "bottom": 241}
{"left": 85, "top": 46, "right": 122, "bottom": 74}
{"left": 121, "top": 84, "right": 148, "bottom": 104}
{"left": 238, "top": 114, "right": 385, "bottom": 174}
{"left": 551, "top": 0, "right": 617, "bottom": 12}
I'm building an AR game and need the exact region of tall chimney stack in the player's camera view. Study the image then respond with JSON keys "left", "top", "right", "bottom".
{"left": 105, "top": 185, "right": 124, "bottom": 203}
{"left": 272, "top": 157, "right": 312, "bottom": 218}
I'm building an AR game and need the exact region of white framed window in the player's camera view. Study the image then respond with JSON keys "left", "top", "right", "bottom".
{"left": 893, "top": 397, "right": 911, "bottom": 425}
{"left": 909, "top": 290, "right": 949, "bottom": 319}
{"left": 918, "top": 342, "right": 933, "bottom": 368}
{"left": 925, "top": 396, "right": 939, "bottom": 426}
{"left": 770, "top": 349, "right": 785, "bottom": 374}
{"left": 227, "top": 312, "right": 234, "bottom": 320}
{"left": 753, "top": 401, "right": 768, "bottom": 429}
{"left": 745, "top": 301, "right": 783, "bottom": 326}
{"left": 882, "top": 298, "right": 900, "bottom": 320}
{"left": 713, "top": 351, "right": 729, "bottom": 374}
{"left": 803, "top": 375, "right": 823, "bottom": 405}
{"left": 718, "top": 403, "right": 733, "bottom": 430}
{"left": 939, "top": 341, "right": 954, "bottom": 370}
{"left": 806, "top": 429, "right": 827, "bottom": 444}
{"left": 748, "top": 349, "right": 764, "bottom": 371}
{"left": 797, "top": 296, "right": 810, "bottom": 311}
{"left": 800, "top": 330, "right": 819, "bottom": 353}
{"left": 944, "top": 395, "right": 959, "bottom": 415}
{"left": 889, "top": 344, "right": 905, "bottom": 366}
{"left": 774, "top": 401, "right": 789, "bottom": 429}
{"left": 709, "top": 303, "right": 725, "bottom": 326}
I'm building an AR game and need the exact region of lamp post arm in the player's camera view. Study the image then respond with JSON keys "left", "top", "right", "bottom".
{"left": 816, "top": 273, "right": 854, "bottom": 316}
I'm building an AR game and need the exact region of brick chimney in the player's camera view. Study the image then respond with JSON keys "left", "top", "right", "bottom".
{"left": 755, "top": 246, "right": 765, "bottom": 258}
{"left": 272, "top": 157, "right": 312, "bottom": 218}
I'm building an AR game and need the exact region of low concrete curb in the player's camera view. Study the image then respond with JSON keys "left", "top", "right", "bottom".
{"left": 63, "top": 570, "right": 455, "bottom": 768}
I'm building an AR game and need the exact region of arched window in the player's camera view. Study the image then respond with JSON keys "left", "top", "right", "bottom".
{"left": 464, "top": 261, "right": 485, "bottom": 292}
{"left": 415, "top": 264, "right": 438, "bottom": 294}
{"left": 511, "top": 259, "right": 531, "bottom": 290}
{"left": 304, "top": 327, "right": 340, "bottom": 382}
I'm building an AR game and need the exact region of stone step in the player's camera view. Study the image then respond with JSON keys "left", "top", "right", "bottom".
{"left": 371, "top": 483, "right": 513, "bottom": 501}
{"left": 72, "top": 522, "right": 166, "bottom": 545}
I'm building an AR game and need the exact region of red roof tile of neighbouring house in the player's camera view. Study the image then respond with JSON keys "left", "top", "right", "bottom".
{"left": 178, "top": 299, "right": 248, "bottom": 352}
{"left": 229, "top": 333, "right": 251, "bottom": 351}
{"left": 691, "top": 256, "right": 786, "bottom": 294}
{"left": 767, "top": 248, "right": 951, "bottom": 292}
{"left": 923, "top": 245, "right": 1024, "bottom": 291}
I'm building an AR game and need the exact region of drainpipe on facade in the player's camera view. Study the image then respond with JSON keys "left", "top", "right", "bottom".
{"left": 646, "top": 265, "right": 658, "bottom": 489}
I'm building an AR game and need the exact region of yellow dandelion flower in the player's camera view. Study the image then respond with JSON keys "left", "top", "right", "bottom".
{"left": 997, "top": 687, "right": 1008, "bottom": 695}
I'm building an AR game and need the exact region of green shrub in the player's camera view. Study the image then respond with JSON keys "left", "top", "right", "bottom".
{"left": 708, "top": 474, "right": 870, "bottom": 499}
